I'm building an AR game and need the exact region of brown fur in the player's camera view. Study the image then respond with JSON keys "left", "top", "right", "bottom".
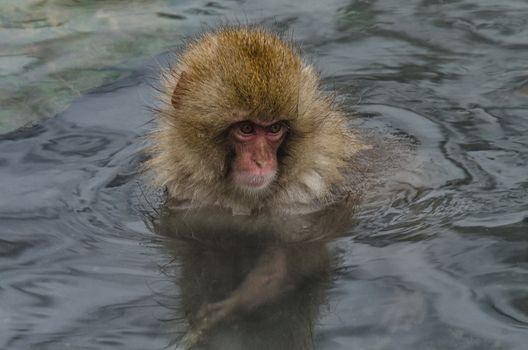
{"left": 147, "top": 26, "right": 366, "bottom": 213}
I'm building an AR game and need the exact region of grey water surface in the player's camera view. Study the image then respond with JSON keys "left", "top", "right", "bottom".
{"left": 1, "top": 0, "right": 528, "bottom": 349}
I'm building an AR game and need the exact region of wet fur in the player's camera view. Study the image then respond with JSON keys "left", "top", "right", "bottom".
{"left": 147, "top": 26, "right": 367, "bottom": 213}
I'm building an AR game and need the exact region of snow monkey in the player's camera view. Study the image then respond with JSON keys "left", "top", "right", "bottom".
{"left": 148, "top": 26, "right": 367, "bottom": 214}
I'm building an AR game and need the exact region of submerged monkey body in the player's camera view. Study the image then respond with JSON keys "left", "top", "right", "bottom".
{"left": 148, "top": 27, "right": 365, "bottom": 214}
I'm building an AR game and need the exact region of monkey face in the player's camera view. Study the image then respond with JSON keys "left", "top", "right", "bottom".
{"left": 229, "top": 120, "right": 288, "bottom": 192}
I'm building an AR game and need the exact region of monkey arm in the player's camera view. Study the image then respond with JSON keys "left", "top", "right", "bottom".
{"left": 228, "top": 245, "right": 296, "bottom": 310}
{"left": 177, "top": 246, "right": 295, "bottom": 349}
{"left": 184, "top": 245, "right": 325, "bottom": 347}
{"left": 194, "top": 246, "right": 294, "bottom": 325}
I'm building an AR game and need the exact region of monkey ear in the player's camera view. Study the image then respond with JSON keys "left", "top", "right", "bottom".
{"left": 171, "top": 71, "right": 188, "bottom": 109}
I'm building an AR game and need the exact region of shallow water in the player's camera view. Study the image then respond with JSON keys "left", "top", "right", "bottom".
{"left": 1, "top": 0, "right": 528, "bottom": 349}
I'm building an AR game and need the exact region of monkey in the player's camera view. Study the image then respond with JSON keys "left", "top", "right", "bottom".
{"left": 144, "top": 26, "right": 377, "bottom": 348}
{"left": 147, "top": 26, "right": 369, "bottom": 215}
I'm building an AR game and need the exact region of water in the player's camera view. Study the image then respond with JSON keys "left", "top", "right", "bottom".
{"left": 1, "top": 0, "right": 528, "bottom": 349}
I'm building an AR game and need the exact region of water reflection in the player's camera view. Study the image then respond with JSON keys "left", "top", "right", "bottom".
{"left": 153, "top": 201, "right": 357, "bottom": 349}
{"left": 151, "top": 203, "right": 350, "bottom": 348}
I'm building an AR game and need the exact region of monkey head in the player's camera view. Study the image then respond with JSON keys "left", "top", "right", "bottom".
{"left": 148, "top": 27, "right": 365, "bottom": 213}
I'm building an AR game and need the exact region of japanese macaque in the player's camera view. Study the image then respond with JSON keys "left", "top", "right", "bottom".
{"left": 147, "top": 26, "right": 373, "bottom": 349}
{"left": 148, "top": 26, "right": 368, "bottom": 214}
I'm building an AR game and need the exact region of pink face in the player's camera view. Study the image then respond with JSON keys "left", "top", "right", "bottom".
{"left": 229, "top": 120, "right": 287, "bottom": 191}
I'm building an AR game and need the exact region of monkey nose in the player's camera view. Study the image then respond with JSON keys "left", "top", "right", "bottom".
{"left": 253, "top": 156, "right": 275, "bottom": 172}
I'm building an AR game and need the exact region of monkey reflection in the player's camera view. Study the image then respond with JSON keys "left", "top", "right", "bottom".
{"left": 152, "top": 199, "right": 357, "bottom": 350}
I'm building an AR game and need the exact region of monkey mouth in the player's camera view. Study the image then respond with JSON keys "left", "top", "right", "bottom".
{"left": 233, "top": 172, "right": 276, "bottom": 191}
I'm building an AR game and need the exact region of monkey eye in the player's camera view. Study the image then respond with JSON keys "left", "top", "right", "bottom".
{"left": 238, "top": 122, "right": 255, "bottom": 135}
{"left": 267, "top": 122, "right": 283, "bottom": 134}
